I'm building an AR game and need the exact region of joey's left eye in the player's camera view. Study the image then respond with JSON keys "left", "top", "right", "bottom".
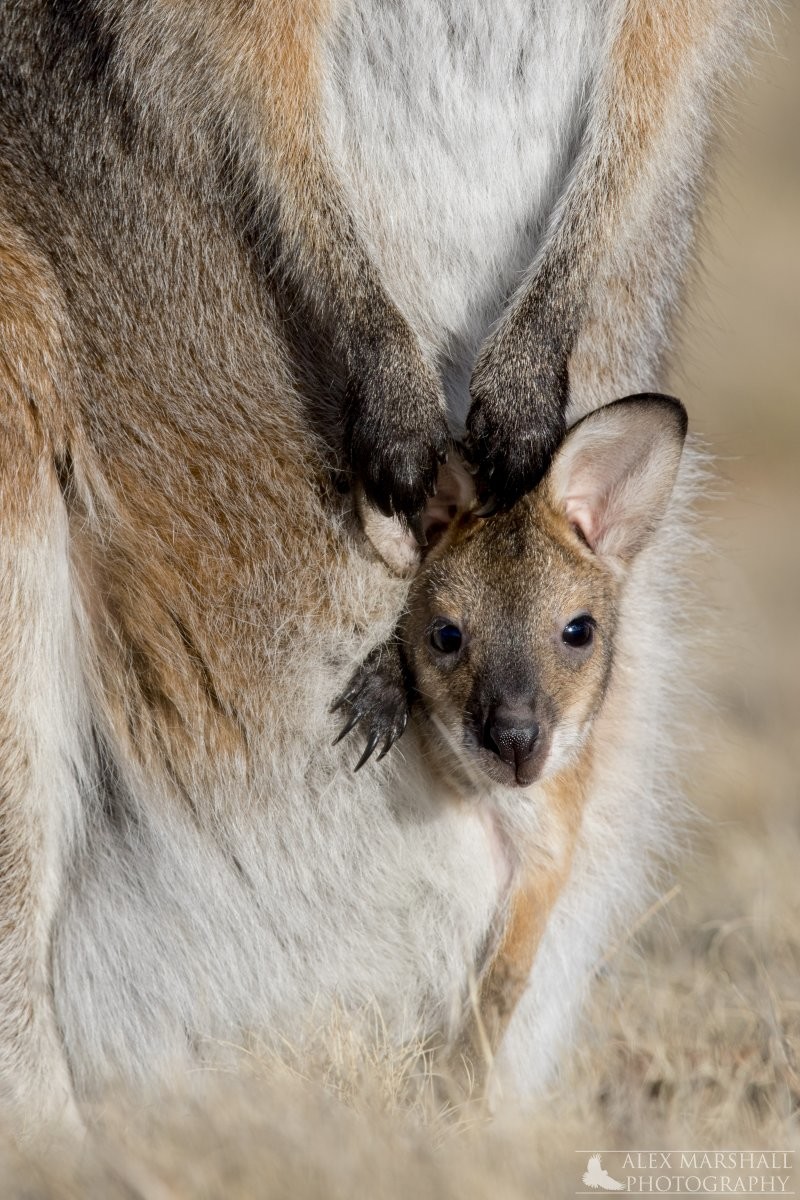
{"left": 562, "top": 615, "right": 595, "bottom": 648}
{"left": 430, "top": 621, "right": 463, "bottom": 654}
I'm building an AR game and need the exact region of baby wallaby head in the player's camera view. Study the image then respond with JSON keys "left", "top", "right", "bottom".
{"left": 365, "top": 395, "right": 687, "bottom": 790}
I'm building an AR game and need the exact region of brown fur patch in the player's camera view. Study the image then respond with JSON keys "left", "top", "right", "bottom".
{"left": 0, "top": 220, "right": 70, "bottom": 522}
{"left": 205, "top": 0, "right": 335, "bottom": 160}
{"left": 612, "top": 0, "right": 722, "bottom": 162}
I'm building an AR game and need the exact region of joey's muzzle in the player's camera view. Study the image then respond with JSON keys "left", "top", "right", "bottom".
{"left": 481, "top": 703, "right": 543, "bottom": 786}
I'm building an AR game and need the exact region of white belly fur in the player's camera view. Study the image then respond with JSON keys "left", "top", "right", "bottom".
{"left": 323, "top": 0, "right": 599, "bottom": 418}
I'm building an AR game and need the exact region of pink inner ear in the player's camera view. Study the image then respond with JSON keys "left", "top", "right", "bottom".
{"left": 564, "top": 495, "right": 600, "bottom": 550}
{"left": 420, "top": 460, "right": 476, "bottom": 544}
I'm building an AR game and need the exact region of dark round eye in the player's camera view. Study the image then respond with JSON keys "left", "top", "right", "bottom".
{"left": 430, "top": 622, "right": 463, "bottom": 654}
{"left": 562, "top": 616, "right": 595, "bottom": 648}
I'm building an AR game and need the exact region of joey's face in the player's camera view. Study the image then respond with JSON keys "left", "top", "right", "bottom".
{"left": 402, "top": 495, "right": 618, "bottom": 788}
{"left": 359, "top": 394, "right": 687, "bottom": 792}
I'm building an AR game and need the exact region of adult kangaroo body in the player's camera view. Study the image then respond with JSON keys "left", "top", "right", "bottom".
{"left": 0, "top": 0, "right": 751, "bottom": 1130}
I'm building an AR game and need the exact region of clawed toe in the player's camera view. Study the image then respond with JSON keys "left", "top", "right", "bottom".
{"left": 332, "top": 708, "right": 364, "bottom": 745}
{"left": 354, "top": 730, "right": 381, "bottom": 771}
{"left": 332, "top": 656, "right": 411, "bottom": 771}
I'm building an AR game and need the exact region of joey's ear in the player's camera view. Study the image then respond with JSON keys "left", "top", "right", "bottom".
{"left": 544, "top": 395, "right": 688, "bottom": 564}
{"left": 420, "top": 456, "right": 476, "bottom": 545}
{"left": 357, "top": 458, "right": 476, "bottom": 577}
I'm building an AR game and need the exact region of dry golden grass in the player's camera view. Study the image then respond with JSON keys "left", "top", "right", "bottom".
{"left": 4, "top": 833, "right": 797, "bottom": 1198}
{"left": 3, "top": 7, "right": 799, "bottom": 1197}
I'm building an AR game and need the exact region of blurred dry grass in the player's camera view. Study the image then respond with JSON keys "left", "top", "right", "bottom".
{"left": 5, "top": 7, "right": 800, "bottom": 1196}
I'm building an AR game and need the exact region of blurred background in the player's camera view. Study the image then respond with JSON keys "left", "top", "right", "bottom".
{"left": 675, "top": 0, "right": 800, "bottom": 828}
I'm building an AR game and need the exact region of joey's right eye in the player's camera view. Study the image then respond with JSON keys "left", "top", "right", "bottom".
{"left": 562, "top": 615, "right": 595, "bottom": 648}
{"left": 430, "top": 621, "right": 463, "bottom": 654}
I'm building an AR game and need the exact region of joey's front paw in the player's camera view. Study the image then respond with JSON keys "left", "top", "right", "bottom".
{"left": 466, "top": 320, "right": 568, "bottom": 510}
{"left": 345, "top": 334, "right": 449, "bottom": 521}
{"left": 332, "top": 647, "right": 411, "bottom": 771}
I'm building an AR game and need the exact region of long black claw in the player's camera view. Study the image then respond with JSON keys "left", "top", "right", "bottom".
{"left": 333, "top": 709, "right": 363, "bottom": 745}
{"left": 474, "top": 493, "right": 500, "bottom": 518}
{"left": 330, "top": 684, "right": 361, "bottom": 713}
{"left": 376, "top": 708, "right": 410, "bottom": 761}
{"left": 354, "top": 730, "right": 380, "bottom": 771}
{"left": 376, "top": 728, "right": 398, "bottom": 761}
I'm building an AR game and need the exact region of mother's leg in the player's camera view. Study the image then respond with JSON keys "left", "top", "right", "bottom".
{"left": 0, "top": 224, "right": 86, "bottom": 1133}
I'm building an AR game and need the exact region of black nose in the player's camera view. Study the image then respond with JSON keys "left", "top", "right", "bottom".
{"left": 482, "top": 708, "right": 540, "bottom": 773}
